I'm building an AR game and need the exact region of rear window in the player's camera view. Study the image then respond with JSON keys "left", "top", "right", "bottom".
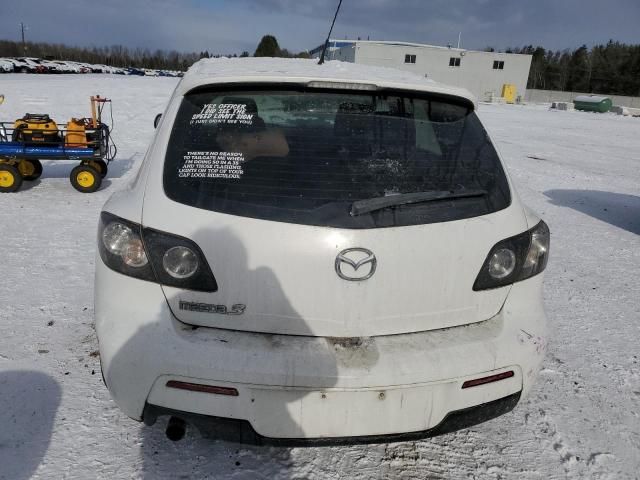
{"left": 163, "top": 86, "right": 510, "bottom": 228}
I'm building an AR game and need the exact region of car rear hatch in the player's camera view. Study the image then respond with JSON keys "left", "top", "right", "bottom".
{"left": 142, "top": 84, "right": 526, "bottom": 337}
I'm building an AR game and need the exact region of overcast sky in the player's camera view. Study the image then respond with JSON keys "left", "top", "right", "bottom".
{"left": 1, "top": 0, "right": 639, "bottom": 55}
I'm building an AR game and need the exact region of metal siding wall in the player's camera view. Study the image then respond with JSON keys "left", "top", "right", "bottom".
{"left": 344, "top": 43, "right": 532, "bottom": 101}
{"left": 332, "top": 45, "right": 356, "bottom": 63}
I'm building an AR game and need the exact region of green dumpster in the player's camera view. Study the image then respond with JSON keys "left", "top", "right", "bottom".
{"left": 573, "top": 95, "right": 612, "bottom": 113}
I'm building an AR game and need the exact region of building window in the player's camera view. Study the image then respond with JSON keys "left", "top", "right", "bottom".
{"left": 405, "top": 54, "right": 416, "bottom": 64}
{"left": 493, "top": 60, "right": 505, "bottom": 70}
{"left": 449, "top": 57, "right": 461, "bottom": 67}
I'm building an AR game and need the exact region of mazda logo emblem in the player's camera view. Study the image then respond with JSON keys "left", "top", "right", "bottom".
{"left": 335, "top": 248, "right": 377, "bottom": 281}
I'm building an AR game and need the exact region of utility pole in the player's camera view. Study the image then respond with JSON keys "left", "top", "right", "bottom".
{"left": 586, "top": 58, "right": 592, "bottom": 92}
{"left": 20, "top": 22, "right": 27, "bottom": 56}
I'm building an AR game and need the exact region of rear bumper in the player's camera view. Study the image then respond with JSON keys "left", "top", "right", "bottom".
{"left": 143, "top": 392, "right": 521, "bottom": 446}
{"left": 95, "top": 259, "right": 547, "bottom": 440}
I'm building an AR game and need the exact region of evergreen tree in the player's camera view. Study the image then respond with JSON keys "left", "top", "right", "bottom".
{"left": 254, "top": 35, "right": 281, "bottom": 57}
{"left": 567, "top": 45, "right": 589, "bottom": 92}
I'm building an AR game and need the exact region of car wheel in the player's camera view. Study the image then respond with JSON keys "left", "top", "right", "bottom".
{"left": 70, "top": 164, "right": 101, "bottom": 193}
{"left": 17, "top": 159, "right": 43, "bottom": 181}
{"left": 0, "top": 163, "right": 23, "bottom": 192}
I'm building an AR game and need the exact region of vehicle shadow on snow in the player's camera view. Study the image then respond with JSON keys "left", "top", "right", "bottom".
{"left": 106, "top": 228, "right": 361, "bottom": 478}
{"left": 544, "top": 189, "right": 640, "bottom": 235}
{"left": 16, "top": 177, "right": 111, "bottom": 192}
{"left": 16, "top": 179, "right": 41, "bottom": 191}
{"left": 0, "top": 370, "right": 61, "bottom": 480}
{"left": 37, "top": 154, "right": 138, "bottom": 181}
{"left": 103, "top": 154, "right": 139, "bottom": 178}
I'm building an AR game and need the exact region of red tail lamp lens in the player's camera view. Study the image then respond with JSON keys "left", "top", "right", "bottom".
{"left": 166, "top": 380, "right": 239, "bottom": 396}
{"left": 462, "top": 370, "right": 514, "bottom": 389}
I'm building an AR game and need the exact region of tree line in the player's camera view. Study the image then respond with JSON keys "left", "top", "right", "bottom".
{"left": 0, "top": 39, "right": 205, "bottom": 71}
{"left": 0, "top": 35, "right": 309, "bottom": 71}
{"left": 2, "top": 35, "right": 638, "bottom": 96}
{"left": 507, "top": 41, "right": 640, "bottom": 96}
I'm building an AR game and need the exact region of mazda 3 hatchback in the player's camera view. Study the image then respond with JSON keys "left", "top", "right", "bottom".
{"left": 95, "top": 58, "right": 549, "bottom": 444}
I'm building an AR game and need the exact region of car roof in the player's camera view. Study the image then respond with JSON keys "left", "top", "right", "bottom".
{"left": 179, "top": 57, "right": 477, "bottom": 106}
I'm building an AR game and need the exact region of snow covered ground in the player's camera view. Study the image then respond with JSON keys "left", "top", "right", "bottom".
{"left": 0, "top": 74, "right": 638, "bottom": 479}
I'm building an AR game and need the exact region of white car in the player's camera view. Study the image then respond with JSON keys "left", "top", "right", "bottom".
{"left": 4, "top": 58, "right": 31, "bottom": 73}
{"left": 95, "top": 58, "right": 549, "bottom": 444}
{"left": 63, "top": 60, "right": 91, "bottom": 73}
{"left": 95, "top": 64, "right": 123, "bottom": 74}
{"left": 0, "top": 58, "right": 14, "bottom": 73}
{"left": 39, "top": 59, "right": 64, "bottom": 73}
{"left": 16, "top": 57, "right": 49, "bottom": 73}
{"left": 48, "top": 61, "right": 75, "bottom": 73}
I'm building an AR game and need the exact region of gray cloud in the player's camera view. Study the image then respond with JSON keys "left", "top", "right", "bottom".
{"left": 237, "top": 0, "right": 640, "bottom": 50}
{"left": 1, "top": 0, "right": 638, "bottom": 55}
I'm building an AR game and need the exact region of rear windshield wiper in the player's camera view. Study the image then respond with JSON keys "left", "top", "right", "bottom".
{"left": 350, "top": 189, "right": 488, "bottom": 216}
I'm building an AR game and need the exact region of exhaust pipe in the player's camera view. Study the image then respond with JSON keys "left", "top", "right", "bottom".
{"left": 166, "top": 416, "right": 187, "bottom": 441}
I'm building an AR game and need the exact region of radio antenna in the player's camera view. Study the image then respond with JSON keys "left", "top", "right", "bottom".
{"left": 318, "top": 0, "right": 343, "bottom": 65}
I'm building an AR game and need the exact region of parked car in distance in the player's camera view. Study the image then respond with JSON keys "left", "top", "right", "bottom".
{"left": 74, "top": 61, "right": 92, "bottom": 73}
{"left": 95, "top": 57, "right": 550, "bottom": 444}
{"left": 126, "top": 67, "right": 146, "bottom": 76}
{"left": 48, "top": 60, "right": 76, "bottom": 73}
{"left": 18, "top": 57, "right": 49, "bottom": 73}
{"left": 95, "top": 64, "right": 126, "bottom": 75}
{"left": 39, "top": 59, "right": 64, "bottom": 73}
{"left": 0, "top": 58, "right": 13, "bottom": 73}
{"left": 4, "top": 58, "right": 31, "bottom": 73}
{"left": 0, "top": 58, "right": 181, "bottom": 76}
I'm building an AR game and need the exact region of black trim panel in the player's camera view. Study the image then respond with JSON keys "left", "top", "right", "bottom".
{"left": 143, "top": 391, "right": 521, "bottom": 446}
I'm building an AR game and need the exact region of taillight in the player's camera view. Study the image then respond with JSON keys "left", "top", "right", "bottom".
{"left": 473, "top": 221, "right": 550, "bottom": 291}
{"left": 142, "top": 227, "right": 218, "bottom": 291}
{"left": 98, "top": 212, "right": 218, "bottom": 292}
{"left": 98, "top": 213, "right": 155, "bottom": 282}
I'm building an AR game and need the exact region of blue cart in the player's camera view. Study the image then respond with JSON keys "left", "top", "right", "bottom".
{"left": 0, "top": 96, "right": 115, "bottom": 193}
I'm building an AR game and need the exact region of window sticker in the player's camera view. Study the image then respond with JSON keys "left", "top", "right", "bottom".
{"left": 190, "top": 103, "right": 255, "bottom": 125}
{"left": 178, "top": 151, "right": 245, "bottom": 179}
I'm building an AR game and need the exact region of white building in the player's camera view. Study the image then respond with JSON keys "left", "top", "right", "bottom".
{"left": 312, "top": 40, "right": 532, "bottom": 102}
